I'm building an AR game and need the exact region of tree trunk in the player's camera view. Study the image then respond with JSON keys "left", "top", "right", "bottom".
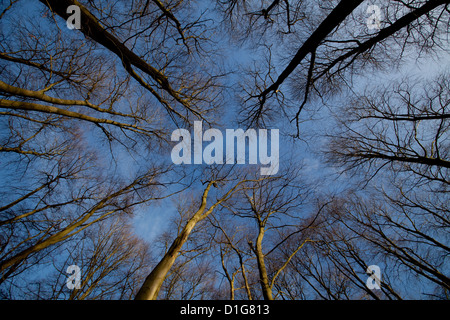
{"left": 254, "top": 226, "right": 273, "bottom": 300}
{"left": 134, "top": 216, "right": 200, "bottom": 300}
{"left": 135, "top": 179, "right": 252, "bottom": 300}
{"left": 135, "top": 182, "right": 217, "bottom": 300}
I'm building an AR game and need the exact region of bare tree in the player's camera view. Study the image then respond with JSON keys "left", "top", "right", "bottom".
{"left": 323, "top": 72, "right": 449, "bottom": 298}
{"left": 18, "top": 214, "right": 152, "bottom": 300}
{"left": 226, "top": 0, "right": 450, "bottom": 134}
{"left": 213, "top": 166, "right": 320, "bottom": 300}
{"left": 0, "top": 0, "right": 216, "bottom": 298}
{"left": 0, "top": 163, "right": 170, "bottom": 285}
{"left": 1, "top": 0, "right": 448, "bottom": 301}
{"left": 153, "top": 194, "right": 219, "bottom": 300}
{"left": 35, "top": 0, "right": 226, "bottom": 126}
{"left": 281, "top": 196, "right": 403, "bottom": 300}
{"left": 209, "top": 215, "right": 255, "bottom": 300}
{"left": 319, "top": 192, "right": 449, "bottom": 298}
{"left": 327, "top": 72, "right": 449, "bottom": 186}
{"left": 135, "top": 168, "right": 264, "bottom": 300}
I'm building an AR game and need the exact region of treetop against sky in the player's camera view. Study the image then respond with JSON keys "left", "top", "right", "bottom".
{"left": 0, "top": 0, "right": 448, "bottom": 300}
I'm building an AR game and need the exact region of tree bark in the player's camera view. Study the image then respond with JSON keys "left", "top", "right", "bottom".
{"left": 254, "top": 226, "right": 273, "bottom": 300}
{"left": 259, "top": 0, "right": 365, "bottom": 100}
{"left": 0, "top": 176, "right": 147, "bottom": 275}
{"left": 135, "top": 182, "right": 214, "bottom": 300}
{"left": 38, "top": 0, "right": 194, "bottom": 120}
{"left": 135, "top": 178, "right": 255, "bottom": 300}
{"left": 134, "top": 216, "right": 201, "bottom": 300}
{"left": 315, "top": 0, "right": 449, "bottom": 81}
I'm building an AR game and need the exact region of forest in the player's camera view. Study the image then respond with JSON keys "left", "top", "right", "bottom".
{"left": 0, "top": 0, "right": 448, "bottom": 300}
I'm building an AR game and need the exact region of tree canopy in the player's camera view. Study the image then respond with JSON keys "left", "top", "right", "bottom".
{"left": 0, "top": 0, "right": 448, "bottom": 300}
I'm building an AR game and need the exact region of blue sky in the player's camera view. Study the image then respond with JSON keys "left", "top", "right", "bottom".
{"left": 1, "top": 0, "right": 449, "bottom": 299}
